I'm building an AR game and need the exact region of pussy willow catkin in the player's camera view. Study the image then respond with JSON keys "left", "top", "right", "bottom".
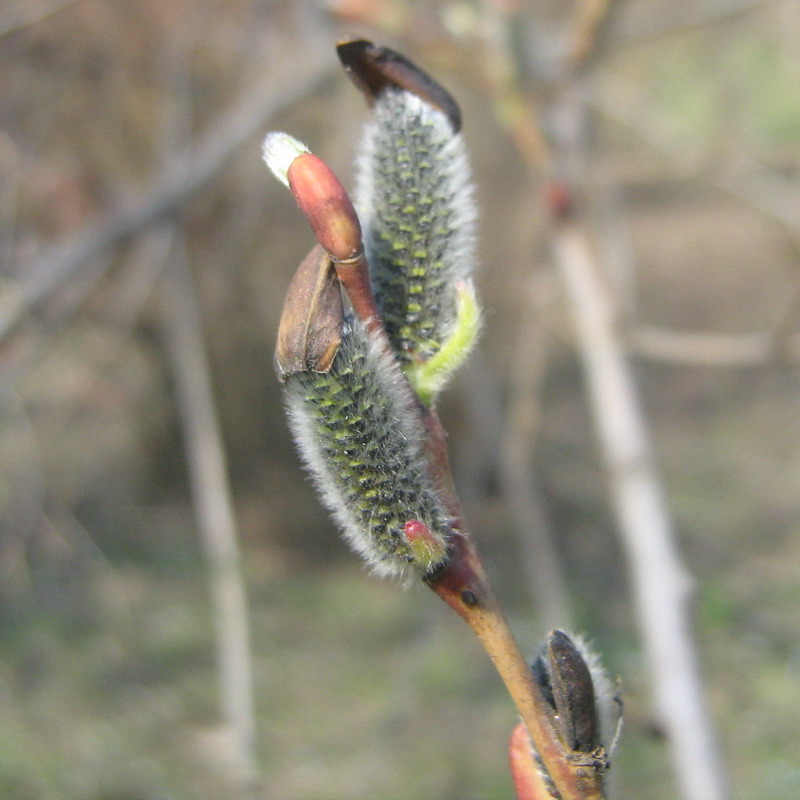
{"left": 283, "top": 316, "right": 452, "bottom": 578}
{"left": 356, "top": 89, "right": 477, "bottom": 365}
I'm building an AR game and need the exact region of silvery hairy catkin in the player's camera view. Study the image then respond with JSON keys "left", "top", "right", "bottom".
{"left": 355, "top": 88, "right": 477, "bottom": 366}
{"left": 283, "top": 314, "right": 453, "bottom": 579}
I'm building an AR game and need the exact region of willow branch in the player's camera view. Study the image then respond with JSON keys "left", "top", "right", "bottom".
{"left": 595, "top": 73, "right": 800, "bottom": 243}
{"left": 612, "top": 0, "right": 781, "bottom": 49}
{"left": 567, "top": 0, "right": 619, "bottom": 71}
{"left": 0, "top": 52, "right": 333, "bottom": 346}
{"left": 629, "top": 324, "right": 800, "bottom": 366}
{"left": 160, "top": 234, "right": 258, "bottom": 790}
{"left": 553, "top": 222, "right": 730, "bottom": 800}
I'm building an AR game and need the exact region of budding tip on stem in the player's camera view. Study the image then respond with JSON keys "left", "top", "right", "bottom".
{"left": 286, "top": 152, "right": 363, "bottom": 263}
{"left": 263, "top": 131, "right": 310, "bottom": 187}
{"left": 403, "top": 519, "right": 448, "bottom": 567}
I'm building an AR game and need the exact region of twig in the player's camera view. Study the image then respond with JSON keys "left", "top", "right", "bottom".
{"left": 568, "top": 0, "right": 618, "bottom": 71}
{"left": 629, "top": 324, "right": 800, "bottom": 366}
{"left": 0, "top": 0, "right": 81, "bottom": 38}
{"left": 0, "top": 50, "right": 334, "bottom": 347}
{"left": 160, "top": 233, "right": 258, "bottom": 792}
{"left": 553, "top": 222, "right": 729, "bottom": 800}
{"left": 480, "top": 4, "right": 730, "bottom": 798}
{"left": 595, "top": 73, "right": 800, "bottom": 243}
{"left": 612, "top": 0, "right": 781, "bottom": 49}
{"left": 427, "top": 529, "right": 605, "bottom": 800}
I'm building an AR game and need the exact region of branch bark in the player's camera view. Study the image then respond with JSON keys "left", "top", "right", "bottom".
{"left": 0, "top": 50, "right": 333, "bottom": 346}
{"left": 160, "top": 233, "right": 258, "bottom": 792}
{"left": 629, "top": 324, "right": 800, "bottom": 366}
{"left": 553, "top": 222, "right": 729, "bottom": 800}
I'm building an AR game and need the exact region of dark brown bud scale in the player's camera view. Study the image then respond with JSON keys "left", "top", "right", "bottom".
{"left": 547, "top": 630, "right": 599, "bottom": 753}
{"left": 337, "top": 38, "right": 462, "bottom": 132}
{"left": 275, "top": 245, "right": 343, "bottom": 381}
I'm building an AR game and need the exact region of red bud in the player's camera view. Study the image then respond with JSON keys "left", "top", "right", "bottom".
{"left": 287, "top": 153, "right": 363, "bottom": 263}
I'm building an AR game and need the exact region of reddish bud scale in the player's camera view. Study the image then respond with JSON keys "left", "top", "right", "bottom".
{"left": 287, "top": 153, "right": 363, "bottom": 263}
{"left": 509, "top": 722, "right": 552, "bottom": 800}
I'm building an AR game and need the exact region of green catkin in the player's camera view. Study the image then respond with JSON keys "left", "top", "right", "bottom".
{"left": 284, "top": 316, "right": 452, "bottom": 579}
{"left": 356, "top": 89, "right": 477, "bottom": 368}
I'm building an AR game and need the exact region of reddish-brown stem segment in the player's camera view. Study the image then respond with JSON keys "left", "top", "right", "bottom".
{"left": 427, "top": 534, "right": 605, "bottom": 800}
{"left": 331, "top": 252, "right": 384, "bottom": 337}
{"left": 281, "top": 147, "right": 389, "bottom": 343}
{"left": 287, "top": 153, "right": 362, "bottom": 263}
{"left": 420, "top": 407, "right": 604, "bottom": 800}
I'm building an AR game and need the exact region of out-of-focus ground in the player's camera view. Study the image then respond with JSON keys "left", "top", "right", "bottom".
{"left": 1, "top": 1, "right": 799, "bottom": 799}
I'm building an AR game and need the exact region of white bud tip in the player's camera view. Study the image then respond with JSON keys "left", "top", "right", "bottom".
{"left": 262, "top": 131, "right": 310, "bottom": 186}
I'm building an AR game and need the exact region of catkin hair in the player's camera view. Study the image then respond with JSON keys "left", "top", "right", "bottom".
{"left": 355, "top": 89, "right": 477, "bottom": 365}
{"left": 284, "top": 316, "right": 452, "bottom": 578}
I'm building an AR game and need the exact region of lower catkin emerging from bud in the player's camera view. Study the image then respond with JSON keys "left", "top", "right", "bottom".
{"left": 284, "top": 316, "right": 452, "bottom": 578}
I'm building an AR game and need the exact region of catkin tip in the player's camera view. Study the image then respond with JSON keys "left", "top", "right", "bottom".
{"left": 263, "top": 131, "right": 309, "bottom": 186}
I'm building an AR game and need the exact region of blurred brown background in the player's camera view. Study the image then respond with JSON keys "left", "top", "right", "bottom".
{"left": 1, "top": 1, "right": 799, "bottom": 799}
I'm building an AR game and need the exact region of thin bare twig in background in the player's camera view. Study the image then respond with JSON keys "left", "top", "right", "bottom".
{"left": 553, "top": 222, "right": 729, "bottom": 800}
{"left": 629, "top": 324, "right": 800, "bottom": 366}
{"left": 568, "top": 0, "right": 617, "bottom": 70}
{"left": 160, "top": 232, "right": 258, "bottom": 792}
{"left": 0, "top": 0, "right": 81, "bottom": 38}
{"left": 596, "top": 73, "right": 800, "bottom": 243}
{"left": 556, "top": 4, "right": 730, "bottom": 795}
{"left": 480, "top": 2, "right": 730, "bottom": 798}
{"left": 0, "top": 49, "right": 333, "bottom": 346}
{"left": 612, "top": 0, "right": 781, "bottom": 49}
{"left": 595, "top": 71, "right": 800, "bottom": 362}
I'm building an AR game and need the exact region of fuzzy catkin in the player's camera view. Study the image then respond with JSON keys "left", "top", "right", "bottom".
{"left": 355, "top": 89, "right": 477, "bottom": 365}
{"left": 284, "top": 316, "right": 452, "bottom": 578}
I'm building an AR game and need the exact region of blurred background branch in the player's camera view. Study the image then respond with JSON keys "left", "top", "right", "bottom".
{"left": 0, "top": 25, "right": 333, "bottom": 345}
{"left": 475, "top": 1, "right": 729, "bottom": 796}
{"left": 0, "top": 0, "right": 82, "bottom": 39}
{"left": 160, "top": 231, "right": 257, "bottom": 794}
